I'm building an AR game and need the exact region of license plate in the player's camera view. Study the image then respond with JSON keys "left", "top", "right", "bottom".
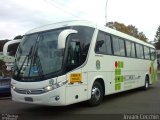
{"left": 24, "top": 97, "right": 33, "bottom": 102}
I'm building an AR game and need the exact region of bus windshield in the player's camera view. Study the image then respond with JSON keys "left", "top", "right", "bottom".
{"left": 14, "top": 28, "right": 65, "bottom": 79}
{"left": 13, "top": 26, "right": 94, "bottom": 81}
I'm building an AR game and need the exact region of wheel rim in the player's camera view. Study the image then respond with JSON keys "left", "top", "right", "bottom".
{"left": 145, "top": 81, "right": 149, "bottom": 88}
{"left": 91, "top": 87, "right": 101, "bottom": 102}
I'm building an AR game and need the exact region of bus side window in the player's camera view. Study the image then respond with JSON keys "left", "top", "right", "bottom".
{"left": 95, "top": 32, "right": 107, "bottom": 54}
{"left": 126, "top": 41, "right": 131, "bottom": 57}
{"left": 119, "top": 38, "right": 125, "bottom": 56}
{"left": 126, "top": 41, "right": 136, "bottom": 58}
{"left": 8, "top": 43, "right": 20, "bottom": 56}
{"left": 131, "top": 42, "right": 136, "bottom": 58}
{"left": 144, "top": 46, "right": 150, "bottom": 59}
{"left": 105, "top": 34, "right": 112, "bottom": 54}
{"left": 112, "top": 36, "right": 120, "bottom": 56}
{"left": 150, "top": 48, "right": 156, "bottom": 60}
{"left": 112, "top": 36, "right": 125, "bottom": 56}
{"left": 136, "top": 44, "right": 144, "bottom": 59}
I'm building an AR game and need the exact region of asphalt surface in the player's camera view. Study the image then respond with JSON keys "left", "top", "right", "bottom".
{"left": 0, "top": 75, "right": 160, "bottom": 120}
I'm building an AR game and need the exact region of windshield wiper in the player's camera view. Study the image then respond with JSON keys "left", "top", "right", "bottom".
{"left": 16, "top": 46, "right": 33, "bottom": 78}
{"left": 28, "top": 39, "right": 44, "bottom": 78}
{"left": 13, "top": 47, "right": 22, "bottom": 74}
{"left": 33, "top": 46, "right": 44, "bottom": 77}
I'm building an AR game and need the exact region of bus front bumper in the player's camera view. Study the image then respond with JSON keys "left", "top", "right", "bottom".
{"left": 11, "top": 86, "right": 66, "bottom": 106}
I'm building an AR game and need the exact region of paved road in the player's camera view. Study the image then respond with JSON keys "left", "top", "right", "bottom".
{"left": 0, "top": 76, "right": 160, "bottom": 120}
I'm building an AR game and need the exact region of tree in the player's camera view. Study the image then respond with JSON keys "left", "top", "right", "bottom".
{"left": 106, "top": 22, "right": 148, "bottom": 42}
{"left": 154, "top": 26, "right": 160, "bottom": 42}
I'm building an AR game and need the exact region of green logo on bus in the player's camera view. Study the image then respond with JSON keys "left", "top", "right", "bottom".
{"left": 115, "top": 61, "right": 124, "bottom": 91}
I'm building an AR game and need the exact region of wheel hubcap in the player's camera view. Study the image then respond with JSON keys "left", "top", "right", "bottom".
{"left": 91, "top": 87, "right": 101, "bottom": 101}
{"left": 146, "top": 81, "right": 149, "bottom": 88}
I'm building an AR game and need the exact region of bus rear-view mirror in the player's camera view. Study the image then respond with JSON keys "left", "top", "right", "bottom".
{"left": 58, "top": 29, "right": 78, "bottom": 49}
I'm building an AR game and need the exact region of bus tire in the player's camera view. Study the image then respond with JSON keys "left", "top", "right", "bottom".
{"left": 88, "top": 81, "right": 104, "bottom": 106}
{"left": 143, "top": 76, "right": 149, "bottom": 90}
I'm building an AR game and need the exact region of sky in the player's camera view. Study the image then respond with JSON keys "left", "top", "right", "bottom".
{"left": 0, "top": 0, "right": 160, "bottom": 41}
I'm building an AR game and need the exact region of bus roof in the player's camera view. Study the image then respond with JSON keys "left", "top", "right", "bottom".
{"left": 26, "top": 20, "right": 154, "bottom": 48}
{"left": 26, "top": 20, "right": 97, "bottom": 35}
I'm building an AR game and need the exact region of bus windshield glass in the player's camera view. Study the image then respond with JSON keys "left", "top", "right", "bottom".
{"left": 13, "top": 26, "right": 94, "bottom": 81}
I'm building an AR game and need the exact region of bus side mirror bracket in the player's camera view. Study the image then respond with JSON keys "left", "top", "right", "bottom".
{"left": 58, "top": 29, "right": 78, "bottom": 49}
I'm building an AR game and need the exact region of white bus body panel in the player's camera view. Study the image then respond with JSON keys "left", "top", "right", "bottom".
{"left": 65, "top": 69, "right": 88, "bottom": 105}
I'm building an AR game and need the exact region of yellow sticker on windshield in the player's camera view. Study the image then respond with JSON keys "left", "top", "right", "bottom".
{"left": 70, "top": 73, "right": 82, "bottom": 83}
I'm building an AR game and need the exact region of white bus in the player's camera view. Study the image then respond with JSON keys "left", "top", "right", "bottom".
{"left": 0, "top": 40, "right": 10, "bottom": 56}
{"left": 11, "top": 20, "right": 157, "bottom": 106}
{"left": 3, "top": 39, "right": 21, "bottom": 71}
{"left": 0, "top": 40, "right": 10, "bottom": 77}
{"left": 0, "top": 39, "right": 20, "bottom": 77}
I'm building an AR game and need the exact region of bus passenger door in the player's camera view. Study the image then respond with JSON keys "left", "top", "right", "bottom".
{"left": 65, "top": 41, "right": 88, "bottom": 105}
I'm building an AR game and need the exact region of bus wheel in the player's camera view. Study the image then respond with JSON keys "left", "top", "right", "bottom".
{"left": 88, "top": 81, "right": 103, "bottom": 106}
{"left": 143, "top": 76, "right": 149, "bottom": 90}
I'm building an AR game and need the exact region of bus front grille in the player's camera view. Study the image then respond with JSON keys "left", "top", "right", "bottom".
{"left": 14, "top": 88, "right": 45, "bottom": 94}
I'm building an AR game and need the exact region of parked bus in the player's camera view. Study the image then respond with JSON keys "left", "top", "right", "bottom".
{"left": 0, "top": 40, "right": 11, "bottom": 77}
{"left": 0, "top": 40, "right": 10, "bottom": 58}
{"left": 11, "top": 21, "right": 157, "bottom": 106}
{"left": 0, "top": 39, "right": 20, "bottom": 93}
{"left": 3, "top": 39, "right": 21, "bottom": 71}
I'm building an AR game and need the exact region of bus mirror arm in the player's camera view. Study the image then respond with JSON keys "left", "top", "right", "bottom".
{"left": 58, "top": 29, "right": 78, "bottom": 49}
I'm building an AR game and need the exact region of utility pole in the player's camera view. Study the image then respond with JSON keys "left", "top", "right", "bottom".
{"left": 105, "top": 0, "right": 108, "bottom": 25}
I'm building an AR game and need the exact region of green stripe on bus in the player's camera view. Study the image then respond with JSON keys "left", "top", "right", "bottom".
{"left": 118, "top": 61, "right": 121, "bottom": 68}
{"left": 116, "top": 76, "right": 124, "bottom": 82}
{"left": 121, "top": 61, "right": 124, "bottom": 68}
{"left": 115, "top": 69, "right": 121, "bottom": 75}
{"left": 121, "top": 76, "right": 124, "bottom": 82}
{"left": 115, "top": 83, "right": 121, "bottom": 90}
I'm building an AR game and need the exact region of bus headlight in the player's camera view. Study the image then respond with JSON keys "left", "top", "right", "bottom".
{"left": 45, "top": 86, "right": 52, "bottom": 91}
{"left": 44, "top": 80, "right": 68, "bottom": 92}
{"left": 11, "top": 85, "right": 16, "bottom": 90}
